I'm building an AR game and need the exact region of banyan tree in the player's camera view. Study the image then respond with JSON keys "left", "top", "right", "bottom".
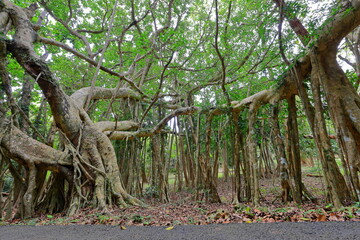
{"left": 0, "top": 0, "right": 360, "bottom": 219}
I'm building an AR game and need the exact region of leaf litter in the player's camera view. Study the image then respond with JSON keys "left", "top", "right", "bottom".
{"left": 5, "top": 176, "right": 360, "bottom": 226}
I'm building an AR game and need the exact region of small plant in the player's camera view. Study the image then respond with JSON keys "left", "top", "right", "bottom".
{"left": 220, "top": 196, "right": 228, "bottom": 203}
{"left": 0, "top": 221, "right": 8, "bottom": 226}
{"left": 98, "top": 215, "right": 110, "bottom": 224}
{"left": 338, "top": 207, "right": 359, "bottom": 219}
{"left": 233, "top": 205, "right": 241, "bottom": 211}
{"left": 142, "top": 215, "right": 153, "bottom": 225}
{"left": 304, "top": 208, "right": 324, "bottom": 215}
{"left": 173, "top": 220, "right": 182, "bottom": 225}
{"left": 234, "top": 205, "right": 252, "bottom": 213}
{"left": 187, "top": 217, "right": 196, "bottom": 224}
{"left": 25, "top": 218, "right": 38, "bottom": 225}
{"left": 195, "top": 207, "right": 207, "bottom": 214}
{"left": 55, "top": 218, "right": 66, "bottom": 224}
{"left": 3, "top": 174, "right": 13, "bottom": 193}
{"left": 131, "top": 214, "right": 144, "bottom": 223}
{"left": 144, "top": 186, "right": 159, "bottom": 198}
{"left": 273, "top": 207, "right": 291, "bottom": 213}
{"left": 324, "top": 203, "right": 334, "bottom": 211}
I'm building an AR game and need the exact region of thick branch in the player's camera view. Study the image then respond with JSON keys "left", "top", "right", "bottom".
{"left": 71, "top": 87, "right": 140, "bottom": 108}
{"left": 315, "top": 0, "right": 360, "bottom": 51}
{"left": 0, "top": 123, "right": 72, "bottom": 168}
{"left": 94, "top": 120, "right": 139, "bottom": 132}
{"left": 106, "top": 106, "right": 199, "bottom": 140}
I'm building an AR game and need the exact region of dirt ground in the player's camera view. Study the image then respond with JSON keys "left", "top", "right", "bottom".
{"left": 2, "top": 173, "right": 359, "bottom": 226}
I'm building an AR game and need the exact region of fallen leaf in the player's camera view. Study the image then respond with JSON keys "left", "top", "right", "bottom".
{"left": 290, "top": 215, "right": 298, "bottom": 222}
{"left": 166, "top": 226, "right": 174, "bottom": 230}
{"left": 210, "top": 209, "right": 231, "bottom": 220}
{"left": 316, "top": 214, "right": 327, "bottom": 222}
{"left": 328, "top": 213, "right": 338, "bottom": 221}
{"left": 120, "top": 226, "right": 127, "bottom": 230}
{"left": 243, "top": 217, "right": 252, "bottom": 222}
{"left": 253, "top": 209, "right": 261, "bottom": 214}
{"left": 214, "top": 213, "right": 222, "bottom": 220}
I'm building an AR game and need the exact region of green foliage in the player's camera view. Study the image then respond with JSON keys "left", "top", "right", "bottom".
{"left": 353, "top": 202, "right": 360, "bottom": 208}
{"left": 3, "top": 0, "right": 360, "bottom": 219}
{"left": 345, "top": 70, "right": 358, "bottom": 87}
{"left": 3, "top": 173, "right": 13, "bottom": 193}
{"left": 131, "top": 214, "right": 144, "bottom": 223}
{"left": 97, "top": 215, "right": 110, "bottom": 224}
{"left": 144, "top": 185, "right": 159, "bottom": 198}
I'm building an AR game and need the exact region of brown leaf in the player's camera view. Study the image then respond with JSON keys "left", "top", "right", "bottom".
{"left": 214, "top": 213, "right": 222, "bottom": 220}
{"left": 316, "top": 214, "right": 327, "bottom": 222}
{"left": 211, "top": 210, "right": 230, "bottom": 220}
{"left": 328, "top": 213, "right": 339, "bottom": 221}
{"left": 242, "top": 217, "right": 252, "bottom": 222}
{"left": 253, "top": 209, "right": 261, "bottom": 214}
{"left": 290, "top": 215, "right": 299, "bottom": 222}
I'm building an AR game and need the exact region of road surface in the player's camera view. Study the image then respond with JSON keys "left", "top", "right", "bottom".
{"left": 1, "top": 222, "right": 359, "bottom": 240}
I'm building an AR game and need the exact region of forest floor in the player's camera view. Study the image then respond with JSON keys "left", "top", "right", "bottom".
{"left": 1, "top": 167, "right": 360, "bottom": 226}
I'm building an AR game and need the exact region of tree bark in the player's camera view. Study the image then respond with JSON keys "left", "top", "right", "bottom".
{"left": 286, "top": 95, "right": 302, "bottom": 203}
{"left": 2, "top": 1, "right": 143, "bottom": 216}
{"left": 270, "top": 104, "right": 292, "bottom": 202}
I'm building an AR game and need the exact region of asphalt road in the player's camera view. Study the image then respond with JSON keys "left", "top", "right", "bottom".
{"left": 1, "top": 222, "right": 359, "bottom": 240}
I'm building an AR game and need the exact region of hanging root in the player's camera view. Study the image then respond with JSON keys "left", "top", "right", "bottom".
{"left": 23, "top": 162, "right": 37, "bottom": 218}
{"left": 54, "top": 123, "right": 147, "bottom": 215}
{"left": 63, "top": 125, "right": 146, "bottom": 212}
{"left": 95, "top": 126, "right": 146, "bottom": 207}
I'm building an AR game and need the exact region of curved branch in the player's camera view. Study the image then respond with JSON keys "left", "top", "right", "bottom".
{"left": 106, "top": 106, "right": 199, "bottom": 140}
{"left": 94, "top": 120, "right": 139, "bottom": 132}
{"left": 71, "top": 87, "right": 141, "bottom": 108}
{"left": 315, "top": 0, "right": 360, "bottom": 51}
{"left": 0, "top": 123, "right": 72, "bottom": 168}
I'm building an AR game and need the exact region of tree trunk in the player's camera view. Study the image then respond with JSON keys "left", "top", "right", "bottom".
{"left": 246, "top": 106, "right": 260, "bottom": 205}
{"left": 151, "top": 134, "right": 169, "bottom": 203}
{"left": 270, "top": 104, "right": 292, "bottom": 202}
{"left": 2, "top": 1, "right": 143, "bottom": 216}
{"left": 204, "top": 114, "right": 221, "bottom": 203}
{"left": 177, "top": 117, "right": 189, "bottom": 187}
{"left": 314, "top": 47, "right": 360, "bottom": 201}
{"left": 286, "top": 95, "right": 302, "bottom": 203}
{"left": 232, "top": 114, "right": 242, "bottom": 204}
